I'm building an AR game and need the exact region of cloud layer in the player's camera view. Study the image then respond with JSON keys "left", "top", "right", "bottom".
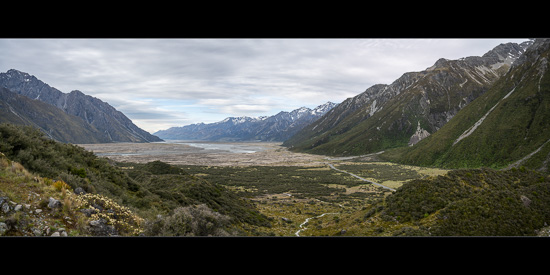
{"left": 0, "top": 38, "right": 528, "bottom": 133}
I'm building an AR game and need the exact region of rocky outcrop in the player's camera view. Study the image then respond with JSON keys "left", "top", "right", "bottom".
{"left": 0, "top": 193, "right": 73, "bottom": 236}
{"left": 0, "top": 173, "right": 122, "bottom": 237}
{"left": 0, "top": 188, "right": 123, "bottom": 237}
{"left": 408, "top": 121, "right": 431, "bottom": 146}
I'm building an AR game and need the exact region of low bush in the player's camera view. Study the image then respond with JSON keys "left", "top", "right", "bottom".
{"left": 144, "top": 204, "right": 231, "bottom": 236}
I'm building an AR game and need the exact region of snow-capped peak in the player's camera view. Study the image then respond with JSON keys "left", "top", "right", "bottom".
{"left": 218, "top": 116, "right": 256, "bottom": 125}
{"left": 286, "top": 102, "right": 338, "bottom": 121}
{"left": 312, "top": 101, "right": 337, "bottom": 115}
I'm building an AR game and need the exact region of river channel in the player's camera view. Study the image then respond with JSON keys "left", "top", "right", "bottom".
{"left": 169, "top": 140, "right": 270, "bottom": 154}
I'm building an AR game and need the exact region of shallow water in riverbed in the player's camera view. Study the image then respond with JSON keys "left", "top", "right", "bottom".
{"left": 170, "top": 140, "right": 269, "bottom": 154}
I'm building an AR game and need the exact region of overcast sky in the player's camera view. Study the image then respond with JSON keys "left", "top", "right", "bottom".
{"left": 0, "top": 38, "right": 529, "bottom": 133}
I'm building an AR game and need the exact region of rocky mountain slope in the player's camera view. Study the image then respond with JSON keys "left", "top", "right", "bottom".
{"left": 154, "top": 102, "right": 338, "bottom": 141}
{"left": 0, "top": 69, "right": 162, "bottom": 143}
{"left": 388, "top": 38, "right": 550, "bottom": 171}
{"left": 0, "top": 87, "right": 109, "bottom": 143}
{"left": 283, "top": 40, "right": 533, "bottom": 156}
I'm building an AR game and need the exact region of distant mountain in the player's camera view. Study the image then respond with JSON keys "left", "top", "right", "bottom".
{"left": 388, "top": 38, "right": 550, "bottom": 171}
{"left": 154, "top": 102, "right": 338, "bottom": 141}
{"left": 283, "top": 40, "right": 533, "bottom": 156}
{"left": 0, "top": 87, "right": 109, "bottom": 143}
{"left": 0, "top": 69, "right": 162, "bottom": 143}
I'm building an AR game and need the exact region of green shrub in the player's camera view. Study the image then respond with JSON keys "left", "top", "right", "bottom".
{"left": 378, "top": 167, "right": 550, "bottom": 236}
{"left": 70, "top": 167, "right": 87, "bottom": 178}
{"left": 144, "top": 204, "right": 231, "bottom": 236}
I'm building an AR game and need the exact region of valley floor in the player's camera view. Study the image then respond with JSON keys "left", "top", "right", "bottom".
{"left": 80, "top": 141, "right": 449, "bottom": 236}
{"left": 79, "top": 141, "right": 327, "bottom": 167}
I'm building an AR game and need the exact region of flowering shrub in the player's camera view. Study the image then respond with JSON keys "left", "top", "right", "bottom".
{"left": 74, "top": 193, "right": 144, "bottom": 236}
{"left": 52, "top": 180, "right": 71, "bottom": 192}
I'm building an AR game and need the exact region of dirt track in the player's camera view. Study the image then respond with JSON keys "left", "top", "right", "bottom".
{"left": 78, "top": 142, "right": 327, "bottom": 167}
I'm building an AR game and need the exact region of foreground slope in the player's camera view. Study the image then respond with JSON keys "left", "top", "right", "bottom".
{"left": 0, "top": 151, "right": 145, "bottom": 236}
{"left": 389, "top": 38, "right": 550, "bottom": 171}
{"left": 0, "top": 123, "right": 269, "bottom": 236}
{"left": 284, "top": 41, "right": 532, "bottom": 156}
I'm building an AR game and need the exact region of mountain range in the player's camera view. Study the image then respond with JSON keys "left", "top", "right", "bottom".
{"left": 153, "top": 102, "right": 338, "bottom": 141}
{"left": 0, "top": 69, "right": 162, "bottom": 143}
{"left": 284, "top": 40, "right": 534, "bottom": 156}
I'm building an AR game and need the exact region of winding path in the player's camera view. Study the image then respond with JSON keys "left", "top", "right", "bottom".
{"left": 294, "top": 163, "right": 397, "bottom": 236}
{"left": 327, "top": 163, "right": 396, "bottom": 192}
{"left": 295, "top": 212, "right": 339, "bottom": 236}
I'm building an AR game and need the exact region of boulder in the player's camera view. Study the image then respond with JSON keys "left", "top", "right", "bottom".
{"left": 48, "top": 197, "right": 62, "bottom": 209}
{"left": 0, "top": 222, "right": 7, "bottom": 235}
{"left": 88, "top": 219, "right": 118, "bottom": 236}
{"left": 1, "top": 202, "right": 10, "bottom": 213}
{"left": 80, "top": 208, "right": 97, "bottom": 217}
{"left": 74, "top": 187, "right": 86, "bottom": 195}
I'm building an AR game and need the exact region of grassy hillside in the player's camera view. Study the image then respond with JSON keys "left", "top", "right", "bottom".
{"left": 300, "top": 88, "right": 429, "bottom": 156}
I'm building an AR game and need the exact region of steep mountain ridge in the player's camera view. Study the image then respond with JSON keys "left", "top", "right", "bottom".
{"left": 154, "top": 102, "right": 338, "bottom": 141}
{"left": 0, "top": 69, "right": 162, "bottom": 143}
{"left": 0, "top": 87, "right": 108, "bottom": 143}
{"left": 389, "top": 38, "right": 550, "bottom": 171}
{"left": 284, "top": 40, "right": 532, "bottom": 156}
